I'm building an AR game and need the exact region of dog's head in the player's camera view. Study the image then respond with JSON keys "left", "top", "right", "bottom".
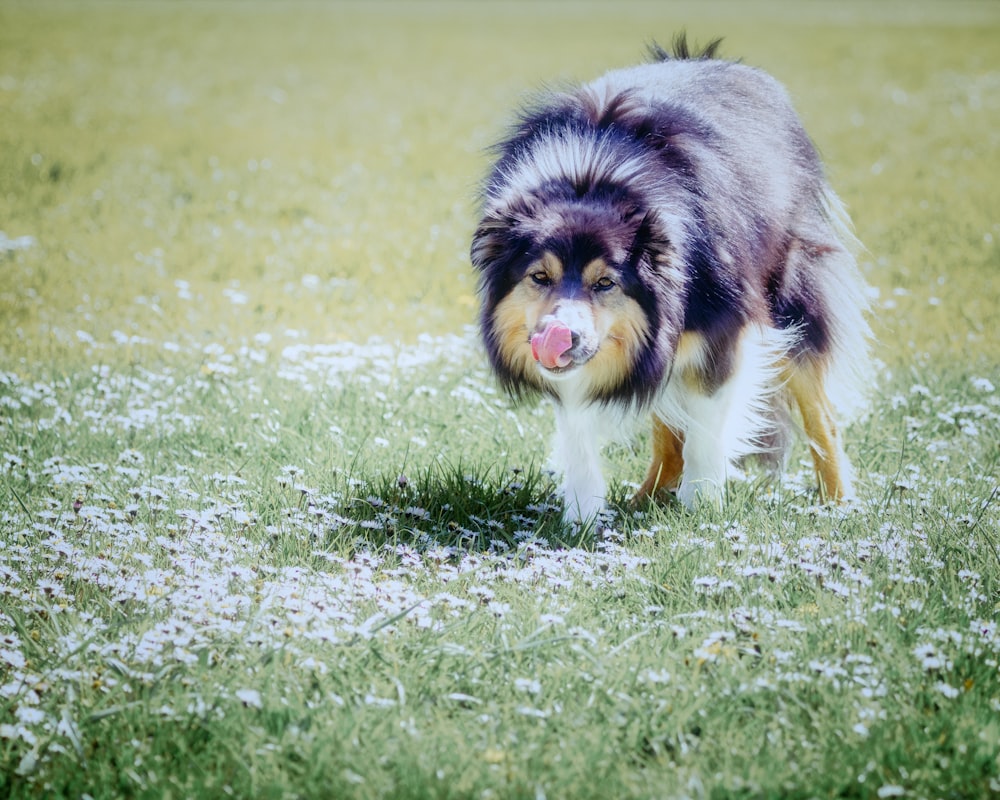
{"left": 472, "top": 192, "right": 681, "bottom": 405}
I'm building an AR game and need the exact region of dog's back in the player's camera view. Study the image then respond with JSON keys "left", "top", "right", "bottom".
{"left": 581, "top": 52, "right": 871, "bottom": 420}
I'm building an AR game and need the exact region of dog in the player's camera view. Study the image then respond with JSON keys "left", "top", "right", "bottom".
{"left": 471, "top": 36, "right": 872, "bottom": 523}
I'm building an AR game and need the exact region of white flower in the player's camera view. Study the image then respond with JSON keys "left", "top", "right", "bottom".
{"left": 468, "top": 586, "right": 495, "bottom": 603}
{"left": 15, "top": 707, "right": 45, "bottom": 725}
{"left": 638, "top": 669, "right": 671, "bottom": 685}
{"left": 935, "top": 682, "right": 960, "bottom": 699}
{"left": 15, "top": 749, "right": 38, "bottom": 776}
{"left": 694, "top": 631, "right": 733, "bottom": 663}
{"left": 0, "top": 648, "right": 26, "bottom": 669}
{"left": 235, "top": 689, "right": 263, "bottom": 709}
{"left": 1, "top": 723, "right": 38, "bottom": 746}
{"left": 877, "top": 785, "right": 906, "bottom": 798}
{"left": 486, "top": 601, "right": 511, "bottom": 619}
{"left": 913, "top": 643, "right": 947, "bottom": 671}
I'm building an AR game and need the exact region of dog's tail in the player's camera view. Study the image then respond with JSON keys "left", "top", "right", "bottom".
{"left": 817, "top": 186, "right": 875, "bottom": 423}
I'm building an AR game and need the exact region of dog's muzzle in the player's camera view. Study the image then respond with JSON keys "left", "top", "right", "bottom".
{"left": 530, "top": 310, "right": 597, "bottom": 373}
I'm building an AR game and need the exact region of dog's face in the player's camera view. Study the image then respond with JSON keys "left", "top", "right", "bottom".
{"left": 473, "top": 199, "right": 677, "bottom": 404}
{"left": 493, "top": 248, "right": 648, "bottom": 392}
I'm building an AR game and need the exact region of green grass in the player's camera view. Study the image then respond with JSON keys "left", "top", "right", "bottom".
{"left": 2, "top": 2, "right": 999, "bottom": 798}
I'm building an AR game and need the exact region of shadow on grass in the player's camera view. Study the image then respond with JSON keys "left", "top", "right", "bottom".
{"left": 330, "top": 460, "right": 607, "bottom": 552}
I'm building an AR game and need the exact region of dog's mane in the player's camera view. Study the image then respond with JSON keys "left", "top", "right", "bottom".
{"left": 484, "top": 35, "right": 730, "bottom": 208}
{"left": 485, "top": 88, "right": 715, "bottom": 216}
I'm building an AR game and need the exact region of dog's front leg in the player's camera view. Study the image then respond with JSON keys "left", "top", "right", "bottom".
{"left": 551, "top": 403, "right": 606, "bottom": 524}
{"left": 676, "top": 389, "right": 737, "bottom": 510}
{"left": 674, "top": 325, "right": 790, "bottom": 510}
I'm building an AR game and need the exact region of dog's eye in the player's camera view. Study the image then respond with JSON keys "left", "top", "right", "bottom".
{"left": 593, "top": 277, "right": 615, "bottom": 292}
{"left": 530, "top": 272, "right": 552, "bottom": 287}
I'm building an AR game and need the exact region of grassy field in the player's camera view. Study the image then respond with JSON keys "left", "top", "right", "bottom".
{"left": 2, "top": 1, "right": 999, "bottom": 798}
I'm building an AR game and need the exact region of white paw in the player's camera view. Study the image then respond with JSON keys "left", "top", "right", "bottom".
{"left": 561, "top": 490, "right": 606, "bottom": 525}
{"left": 677, "top": 476, "right": 724, "bottom": 511}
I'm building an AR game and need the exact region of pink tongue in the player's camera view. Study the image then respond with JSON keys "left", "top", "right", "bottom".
{"left": 530, "top": 323, "right": 574, "bottom": 370}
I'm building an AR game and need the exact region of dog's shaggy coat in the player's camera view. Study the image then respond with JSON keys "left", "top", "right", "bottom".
{"left": 471, "top": 38, "right": 872, "bottom": 522}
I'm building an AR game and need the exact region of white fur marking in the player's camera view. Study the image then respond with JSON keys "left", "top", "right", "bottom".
{"left": 551, "top": 399, "right": 608, "bottom": 523}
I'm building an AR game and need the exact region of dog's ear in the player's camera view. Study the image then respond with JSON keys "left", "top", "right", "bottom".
{"left": 627, "top": 210, "right": 671, "bottom": 272}
{"left": 471, "top": 194, "right": 539, "bottom": 273}
{"left": 470, "top": 213, "right": 509, "bottom": 273}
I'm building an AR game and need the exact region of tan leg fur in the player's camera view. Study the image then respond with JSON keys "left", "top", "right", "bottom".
{"left": 633, "top": 415, "right": 685, "bottom": 504}
{"left": 785, "top": 358, "right": 849, "bottom": 502}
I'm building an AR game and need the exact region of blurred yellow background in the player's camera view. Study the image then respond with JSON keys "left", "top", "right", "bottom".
{"left": 1, "top": 1, "right": 997, "bottom": 367}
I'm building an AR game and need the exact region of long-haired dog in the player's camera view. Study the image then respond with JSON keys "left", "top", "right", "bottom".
{"left": 471, "top": 37, "right": 872, "bottom": 523}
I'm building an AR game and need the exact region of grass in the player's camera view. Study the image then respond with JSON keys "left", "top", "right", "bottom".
{"left": 2, "top": 1, "right": 999, "bottom": 798}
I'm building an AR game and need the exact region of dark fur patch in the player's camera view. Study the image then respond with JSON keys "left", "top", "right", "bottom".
{"left": 647, "top": 32, "right": 725, "bottom": 63}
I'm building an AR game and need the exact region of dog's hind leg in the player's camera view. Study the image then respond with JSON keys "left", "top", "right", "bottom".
{"left": 785, "top": 357, "right": 855, "bottom": 502}
{"left": 633, "top": 415, "right": 684, "bottom": 504}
